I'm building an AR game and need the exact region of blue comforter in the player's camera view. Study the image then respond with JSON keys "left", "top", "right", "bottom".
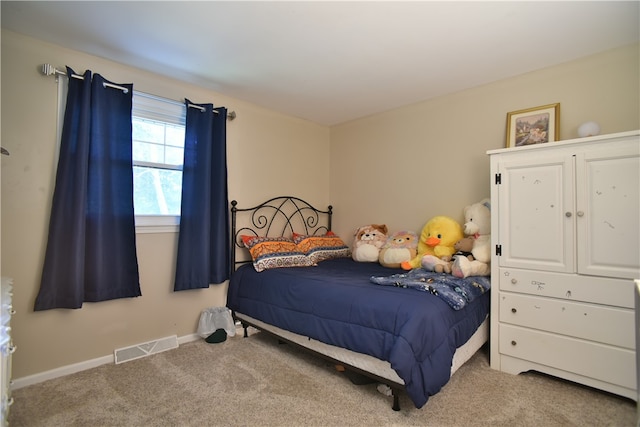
{"left": 226, "top": 258, "right": 489, "bottom": 408}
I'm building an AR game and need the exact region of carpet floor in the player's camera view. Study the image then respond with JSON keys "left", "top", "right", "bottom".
{"left": 8, "top": 329, "right": 638, "bottom": 426}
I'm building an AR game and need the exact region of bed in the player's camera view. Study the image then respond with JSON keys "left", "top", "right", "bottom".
{"left": 226, "top": 196, "right": 490, "bottom": 411}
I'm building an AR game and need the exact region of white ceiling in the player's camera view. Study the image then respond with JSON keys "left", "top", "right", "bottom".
{"left": 2, "top": 1, "right": 639, "bottom": 126}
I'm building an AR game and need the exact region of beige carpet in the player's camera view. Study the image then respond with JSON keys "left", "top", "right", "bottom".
{"left": 8, "top": 329, "right": 637, "bottom": 427}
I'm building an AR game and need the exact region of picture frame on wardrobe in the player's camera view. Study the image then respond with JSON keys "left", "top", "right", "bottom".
{"left": 506, "top": 103, "right": 560, "bottom": 148}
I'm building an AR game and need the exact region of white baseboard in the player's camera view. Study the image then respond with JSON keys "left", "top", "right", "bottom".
{"left": 11, "top": 333, "right": 201, "bottom": 390}
{"left": 178, "top": 333, "right": 200, "bottom": 345}
{"left": 11, "top": 355, "right": 114, "bottom": 390}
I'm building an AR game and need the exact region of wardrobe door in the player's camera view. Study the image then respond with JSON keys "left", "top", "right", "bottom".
{"left": 497, "top": 154, "right": 575, "bottom": 273}
{"left": 576, "top": 145, "right": 640, "bottom": 279}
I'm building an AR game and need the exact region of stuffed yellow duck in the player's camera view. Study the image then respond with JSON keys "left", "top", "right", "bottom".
{"left": 400, "top": 216, "right": 464, "bottom": 270}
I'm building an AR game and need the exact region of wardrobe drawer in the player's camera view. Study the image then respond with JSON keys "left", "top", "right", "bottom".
{"left": 499, "top": 293, "right": 635, "bottom": 349}
{"left": 498, "top": 268, "right": 634, "bottom": 308}
{"left": 499, "top": 324, "right": 636, "bottom": 390}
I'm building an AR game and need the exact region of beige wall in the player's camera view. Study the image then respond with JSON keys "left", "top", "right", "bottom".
{"left": 2, "top": 29, "right": 638, "bottom": 382}
{"left": 1, "top": 30, "right": 330, "bottom": 379}
{"left": 329, "top": 43, "right": 640, "bottom": 240}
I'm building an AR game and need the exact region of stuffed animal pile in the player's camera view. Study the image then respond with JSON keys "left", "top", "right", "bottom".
{"left": 419, "top": 200, "right": 491, "bottom": 277}
{"left": 351, "top": 200, "right": 490, "bottom": 278}
{"left": 351, "top": 224, "right": 388, "bottom": 262}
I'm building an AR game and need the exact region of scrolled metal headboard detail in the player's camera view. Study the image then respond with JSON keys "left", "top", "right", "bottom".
{"left": 230, "top": 196, "right": 333, "bottom": 270}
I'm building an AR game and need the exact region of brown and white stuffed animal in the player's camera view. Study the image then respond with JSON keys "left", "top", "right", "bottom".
{"left": 352, "top": 224, "right": 388, "bottom": 262}
{"left": 421, "top": 236, "right": 475, "bottom": 273}
{"left": 378, "top": 230, "right": 418, "bottom": 268}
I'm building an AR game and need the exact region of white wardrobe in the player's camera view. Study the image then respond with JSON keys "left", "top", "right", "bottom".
{"left": 1, "top": 278, "right": 14, "bottom": 426}
{"left": 488, "top": 130, "right": 639, "bottom": 401}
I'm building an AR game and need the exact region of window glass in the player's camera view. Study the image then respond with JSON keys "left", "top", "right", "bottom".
{"left": 132, "top": 166, "right": 182, "bottom": 215}
{"left": 131, "top": 93, "right": 186, "bottom": 231}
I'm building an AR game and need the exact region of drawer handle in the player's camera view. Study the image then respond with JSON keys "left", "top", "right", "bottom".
{"left": 511, "top": 278, "right": 517, "bottom": 284}
{"left": 511, "top": 340, "right": 517, "bottom": 346}
{"left": 511, "top": 308, "right": 517, "bottom": 313}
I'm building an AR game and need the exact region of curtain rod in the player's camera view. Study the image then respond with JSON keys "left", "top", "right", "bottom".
{"left": 41, "top": 64, "right": 236, "bottom": 121}
{"left": 187, "top": 102, "right": 237, "bottom": 121}
{"left": 42, "top": 64, "right": 129, "bottom": 93}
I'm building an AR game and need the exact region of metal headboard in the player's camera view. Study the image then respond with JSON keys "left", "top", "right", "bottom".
{"left": 230, "top": 196, "right": 333, "bottom": 270}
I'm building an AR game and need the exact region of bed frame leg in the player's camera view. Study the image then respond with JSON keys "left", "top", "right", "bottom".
{"left": 391, "top": 389, "right": 400, "bottom": 411}
{"left": 242, "top": 323, "right": 249, "bottom": 338}
{"left": 391, "top": 388, "right": 400, "bottom": 411}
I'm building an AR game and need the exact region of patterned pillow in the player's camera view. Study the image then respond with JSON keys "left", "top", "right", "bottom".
{"left": 293, "top": 232, "right": 351, "bottom": 264}
{"left": 241, "top": 235, "right": 313, "bottom": 272}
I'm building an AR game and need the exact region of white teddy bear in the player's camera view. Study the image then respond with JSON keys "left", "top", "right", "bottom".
{"left": 451, "top": 199, "right": 491, "bottom": 278}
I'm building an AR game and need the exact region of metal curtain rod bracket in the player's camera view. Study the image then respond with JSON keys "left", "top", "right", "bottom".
{"left": 42, "top": 64, "right": 236, "bottom": 120}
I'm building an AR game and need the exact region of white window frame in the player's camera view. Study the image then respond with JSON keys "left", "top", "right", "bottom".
{"left": 132, "top": 92, "right": 186, "bottom": 234}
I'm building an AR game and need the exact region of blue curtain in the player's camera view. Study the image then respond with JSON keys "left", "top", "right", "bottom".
{"left": 34, "top": 67, "right": 141, "bottom": 310}
{"left": 174, "top": 100, "right": 230, "bottom": 291}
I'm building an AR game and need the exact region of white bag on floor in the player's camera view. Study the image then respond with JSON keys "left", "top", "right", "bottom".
{"left": 197, "top": 307, "right": 236, "bottom": 338}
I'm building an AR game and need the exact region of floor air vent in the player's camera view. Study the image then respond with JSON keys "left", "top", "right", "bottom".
{"left": 114, "top": 335, "right": 178, "bottom": 364}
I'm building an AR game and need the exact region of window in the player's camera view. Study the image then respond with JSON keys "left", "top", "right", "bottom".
{"left": 132, "top": 93, "right": 186, "bottom": 232}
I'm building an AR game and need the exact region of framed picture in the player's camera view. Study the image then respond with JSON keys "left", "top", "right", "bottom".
{"left": 505, "top": 103, "right": 560, "bottom": 148}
